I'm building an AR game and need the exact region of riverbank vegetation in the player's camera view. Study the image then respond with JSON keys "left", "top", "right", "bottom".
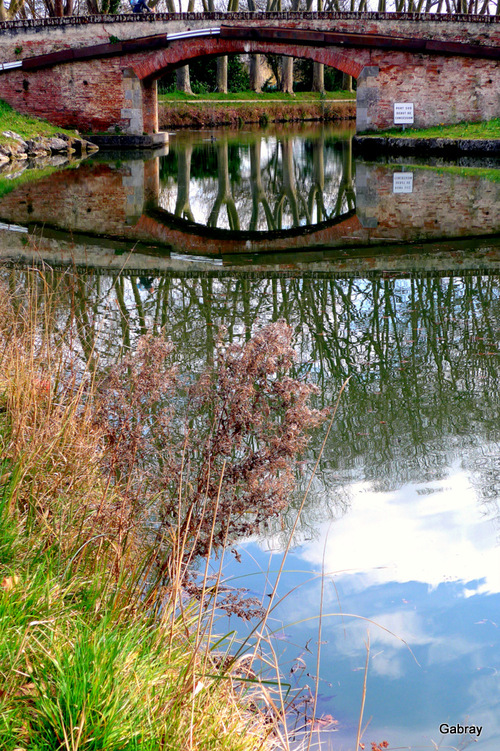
{"left": 158, "top": 98, "right": 355, "bottom": 129}
{"left": 375, "top": 118, "right": 500, "bottom": 140}
{"left": 408, "top": 162, "right": 500, "bottom": 183}
{"left": 0, "top": 269, "right": 329, "bottom": 750}
{"left": 158, "top": 89, "right": 356, "bottom": 128}
{"left": 0, "top": 161, "right": 79, "bottom": 200}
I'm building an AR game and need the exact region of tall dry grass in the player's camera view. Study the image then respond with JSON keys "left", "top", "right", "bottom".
{"left": 0, "top": 267, "right": 333, "bottom": 751}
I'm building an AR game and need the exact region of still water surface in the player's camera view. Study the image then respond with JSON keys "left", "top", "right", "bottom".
{"left": 1, "top": 124, "right": 499, "bottom": 749}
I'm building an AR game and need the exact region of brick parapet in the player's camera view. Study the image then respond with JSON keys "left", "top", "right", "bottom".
{"left": 0, "top": 12, "right": 499, "bottom": 34}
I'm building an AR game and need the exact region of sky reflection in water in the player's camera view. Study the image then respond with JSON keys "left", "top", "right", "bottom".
{"left": 219, "top": 459, "right": 500, "bottom": 749}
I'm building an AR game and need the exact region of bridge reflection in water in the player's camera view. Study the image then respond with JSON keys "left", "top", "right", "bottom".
{"left": 0, "top": 125, "right": 499, "bottom": 276}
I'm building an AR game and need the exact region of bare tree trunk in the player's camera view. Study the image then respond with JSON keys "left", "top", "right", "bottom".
{"left": 208, "top": 140, "right": 240, "bottom": 231}
{"left": 247, "top": 0, "right": 263, "bottom": 92}
{"left": 280, "top": 57, "right": 294, "bottom": 94}
{"left": 3, "top": 0, "right": 26, "bottom": 18}
{"left": 176, "top": 66, "right": 193, "bottom": 95}
{"left": 342, "top": 72, "right": 353, "bottom": 92}
{"left": 312, "top": 62, "right": 325, "bottom": 93}
{"left": 249, "top": 55, "right": 263, "bottom": 93}
{"left": 308, "top": 134, "right": 325, "bottom": 223}
{"left": 250, "top": 140, "right": 275, "bottom": 231}
{"left": 278, "top": 0, "right": 300, "bottom": 94}
{"left": 311, "top": 0, "right": 324, "bottom": 93}
{"left": 217, "top": 56, "right": 228, "bottom": 94}
{"left": 175, "top": 144, "right": 195, "bottom": 222}
{"left": 276, "top": 139, "right": 299, "bottom": 227}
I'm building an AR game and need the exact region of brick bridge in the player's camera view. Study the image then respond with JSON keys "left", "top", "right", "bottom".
{"left": 0, "top": 12, "right": 498, "bottom": 136}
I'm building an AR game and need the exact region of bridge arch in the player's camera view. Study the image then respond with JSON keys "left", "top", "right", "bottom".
{"left": 131, "top": 36, "right": 365, "bottom": 82}
{"left": 129, "top": 35, "right": 366, "bottom": 134}
{"left": 125, "top": 33, "right": 368, "bottom": 135}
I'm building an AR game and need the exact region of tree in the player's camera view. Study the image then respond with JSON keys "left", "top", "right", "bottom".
{"left": 150, "top": 0, "right": 196, "bottom": 93}
{"left": 280, "top": 56, "right": 294, "bottom": 94}
{"left": 176, "top": 66, "right": 193, "bottom": 95}
{"left": 246, "top": 0, "right": 263, "bottom": 93}
{"left": 85, "top": 0, "right": 120, "bottom": 13}
{"left": 217, "top": 56, "right": 228, "bottom": 95}
{"left": 0, "top": 0, "right": 24, "bottom": 21}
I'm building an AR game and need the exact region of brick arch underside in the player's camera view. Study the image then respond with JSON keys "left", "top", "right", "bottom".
{"left": 130, "top": 37, "right": 368, "bottom": 82}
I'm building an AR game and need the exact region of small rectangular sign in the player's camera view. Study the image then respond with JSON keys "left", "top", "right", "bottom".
{"left": 394, "top": 102, "right": 414, "bottom": 125}
{"left": 393, "top": 172, "right": 414, "bottom": 194}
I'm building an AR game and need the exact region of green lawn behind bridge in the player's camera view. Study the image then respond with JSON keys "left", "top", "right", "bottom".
{"left": 159, "top": 90, "right": 356, "bottom": 102}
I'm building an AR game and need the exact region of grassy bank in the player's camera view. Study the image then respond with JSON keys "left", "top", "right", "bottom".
{"left": 0, "top": 99, "right": 76, "bottom": 146}
{"left": 410, "top": 162, "right": 500, "bottom": 183}
{"left": 158, "top": 97, "right": 356, "bottom": 129}
{"left": 158, "top": 90, "right": 355, "bottom": 129}
{"left": 0, "top": 270, "right": 330, "bottom": 750}
{"left": 159, "top": 91, "right": 355, "bottom": 103}
{"left": 374, "top": 118, "right": 500, "bottom": 140}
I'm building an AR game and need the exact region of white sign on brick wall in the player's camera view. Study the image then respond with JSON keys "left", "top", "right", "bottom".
{"left": 393, "top": 172, "right": 414, "bottom": 194}
{"left": 394, "top": 103, "right": 414, "bottom": 125}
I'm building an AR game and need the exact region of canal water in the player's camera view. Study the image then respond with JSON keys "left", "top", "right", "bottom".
{"left": 1, "top": 124, "right": 499, "bottom": 750}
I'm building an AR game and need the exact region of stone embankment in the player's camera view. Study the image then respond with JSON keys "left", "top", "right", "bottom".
{"left": 0, "top": 131, "right": 98, "bottom": 164}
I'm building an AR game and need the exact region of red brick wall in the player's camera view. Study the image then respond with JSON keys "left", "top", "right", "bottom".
{"left": 356, "top": 161, "right": 500, "bottom": 241}
{"left": 0, "top": 61, "right": 126, "bottom": 133}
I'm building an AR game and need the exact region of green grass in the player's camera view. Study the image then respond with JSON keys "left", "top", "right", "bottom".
{"left": 0, "top": 98, "right": 82, "bottom": 201}
{"left": 0, "top": 509, "right": 272, "bottom": 751}
{"left": 415, "top": 163, "right": 500, "bottom": 182}
{"left": 0, "top": 278, "right": 298, "bottom": 751}
{"left": 0, "top": 99, "right": 77, "bottom": 144}
{"left": 373, "top": 118, "right": 500, "bottom": 140}
{"left": 159, "top": 89, "right": 355, "bottom": 103}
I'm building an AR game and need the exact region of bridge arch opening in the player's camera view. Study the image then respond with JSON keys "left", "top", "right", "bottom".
{"left": 154, "top": 51, "right": 354, "bottom": 93}
{"left": 131, "top": 37, "right": 363, "bottom": 135}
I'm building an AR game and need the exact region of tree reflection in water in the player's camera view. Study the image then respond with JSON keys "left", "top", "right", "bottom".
{"left": 159, "top": 129, "right": 355, "bottom": 232}
{"left": 4, "top": 267, "right": 499, "bottom": 544}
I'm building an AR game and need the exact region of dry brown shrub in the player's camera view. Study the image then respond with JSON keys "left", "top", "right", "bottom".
{"left": 96, "top": 320, "right": 329, "bottom": 578}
